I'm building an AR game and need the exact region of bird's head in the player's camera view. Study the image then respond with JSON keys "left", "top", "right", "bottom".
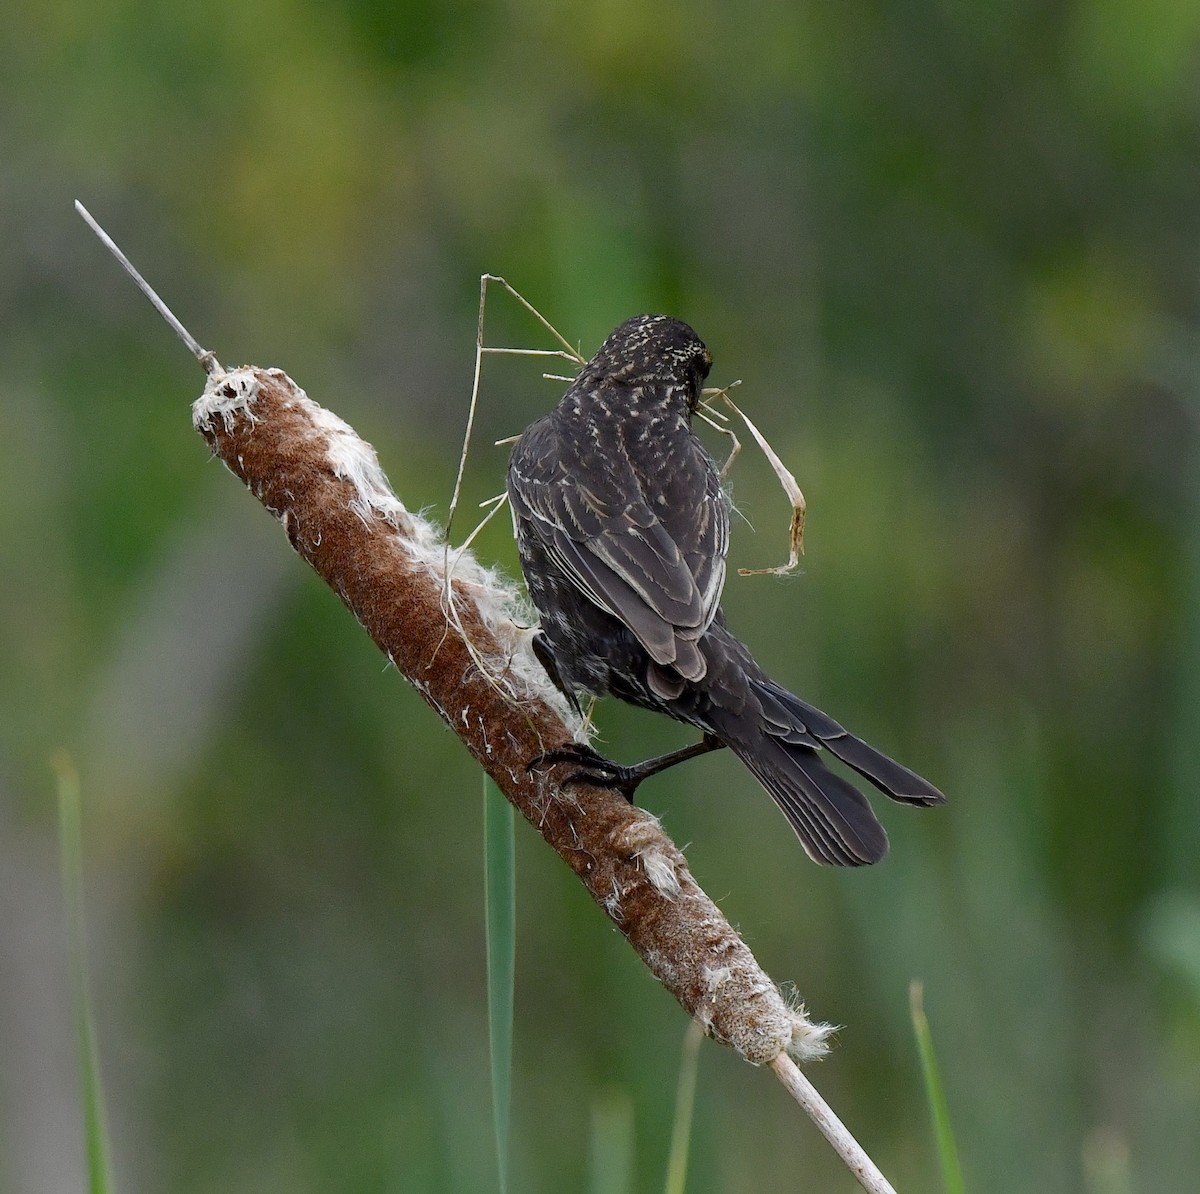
{"left": 588, "top": 314, "right": 713, "bottom": 411}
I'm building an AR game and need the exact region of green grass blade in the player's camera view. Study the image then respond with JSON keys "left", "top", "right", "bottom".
{"left": 484, "top": 775, "right": 516, "bottom": 1194}
{"left": 53, "top": 752, "right": 115, "bottom": 1194}
{"left": 662, "top": 1019, "right": 703, "bottom": 1194}
{"left": 910, "top": 981, "right": 966, "bottom": 1194}
{"left": 1082, "top": 1126, "right": 1134, "bottom": 1194}
{"left": 589, "top": 1090, "right": 635, "bottom": 1194}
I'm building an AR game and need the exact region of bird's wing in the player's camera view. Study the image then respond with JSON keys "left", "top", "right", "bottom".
{"left": 509, "top": 418, "right": 727, "bottom": 677}
{"left": 680, "top": 458, "right": 728, "bottom": 633}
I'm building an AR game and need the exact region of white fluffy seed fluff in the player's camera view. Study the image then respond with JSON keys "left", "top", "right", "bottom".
{"left": 192, "top": 367, "right": 581, "bottom": 729}
{"left": 192, "top": 366, "right": 261, "bottom": 434}
{"left": 697, "top": 965, "right": 833, "bottom": 1063}
{"left": 786, "top": 1011, "right": 835, "bottom": 1062}
{"left": 615, "top": 818, "right": 682, "bottom": 897}
{"left": 776, "top": 980, "right": 835, "bottom": 1061}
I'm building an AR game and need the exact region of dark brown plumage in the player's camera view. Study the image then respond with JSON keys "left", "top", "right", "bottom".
{"left": 507, "top": 314, "right": 944, "bottom": 865}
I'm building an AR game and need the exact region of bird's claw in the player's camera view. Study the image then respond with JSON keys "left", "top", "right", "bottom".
{"left": 527, "top": 744, "right": 643, "bottom": 802}
{"left": 527, "top": 743, "right": 606, "bottom": 771}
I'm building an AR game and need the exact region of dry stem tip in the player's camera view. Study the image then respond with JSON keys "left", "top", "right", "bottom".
{"left": 74, "top": 200, "right": 223, "bottom": 376}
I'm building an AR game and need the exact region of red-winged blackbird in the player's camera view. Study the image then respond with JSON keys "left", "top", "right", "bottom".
{"left": 507, "top": 314, "right": 944, "bottom": 865}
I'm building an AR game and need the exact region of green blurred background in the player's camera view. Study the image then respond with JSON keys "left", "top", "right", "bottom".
{"left": 3, "top": 1, "right": 1199, "bottom": 1190}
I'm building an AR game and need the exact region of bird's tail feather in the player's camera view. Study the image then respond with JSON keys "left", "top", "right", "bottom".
{"left": 705, "top": 674, "right": 944, "bottom": 866}
{"left": 722, "top": 728, "right": 890, "bottom": 866}
{"left": 749, "top": 679, "right": 945, "bottom": 807}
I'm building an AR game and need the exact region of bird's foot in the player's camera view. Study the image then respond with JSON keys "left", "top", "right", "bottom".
{"left": 528, "top": 734, "right": 725, "bottom": 803}
{"left": 528, "top": 743, "right": 647, "bottom": 802}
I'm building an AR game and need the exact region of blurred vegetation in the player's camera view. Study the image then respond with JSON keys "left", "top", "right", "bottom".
{"left": 3, "top": 0, "right": 1200, "bottom": 1191}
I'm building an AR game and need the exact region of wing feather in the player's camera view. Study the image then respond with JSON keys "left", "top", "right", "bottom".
{"left": 508, "top": 406, "right": 728, "bottom": 675}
